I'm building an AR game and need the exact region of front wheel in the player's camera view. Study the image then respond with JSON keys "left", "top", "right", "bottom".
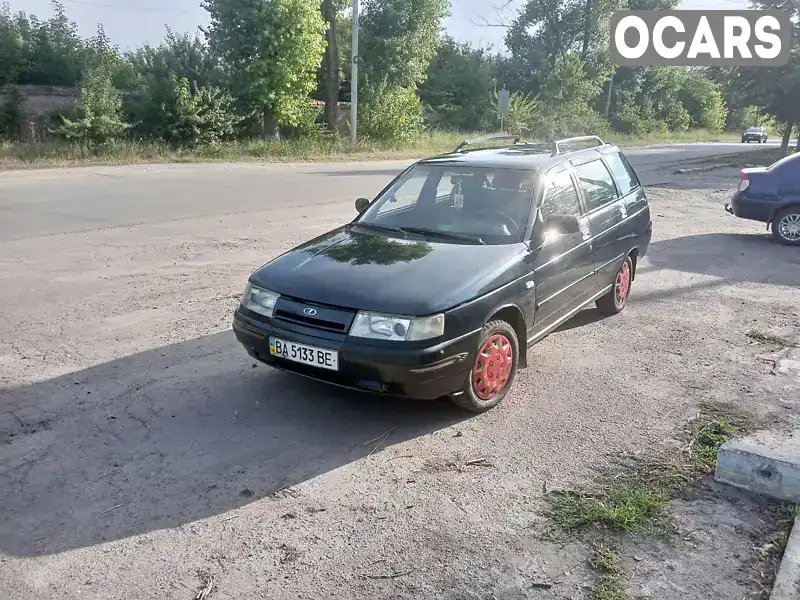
{"left": 596, "top": 256, "right": 633, "bottom": 315}
{"left": 771, "top": 207, "right": 800, "bottom": 246}
{"left": 451, "top": 320, "right": 519, "bottom": 413}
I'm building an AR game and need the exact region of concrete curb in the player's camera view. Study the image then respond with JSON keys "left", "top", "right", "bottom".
{"left": 714, "top": 429, "right": 800, "bottom": 599}
{"left": 771, "top": 516, "right": 800, "bottom": 600}
{"left": 714, "top": 429, "right": 800, "bottom": 502}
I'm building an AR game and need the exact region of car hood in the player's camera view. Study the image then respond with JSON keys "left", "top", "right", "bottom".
{"left": 249, "top": 226, "right": 528, "bottom": 315}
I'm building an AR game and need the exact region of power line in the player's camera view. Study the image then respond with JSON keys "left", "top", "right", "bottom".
{"left": 55, "top": 0, "right": 207, "bottom": 17}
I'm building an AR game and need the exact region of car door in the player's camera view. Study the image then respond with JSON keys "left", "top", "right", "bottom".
{"left": 571, "top": 157, "right": 624, "bottom": 291}
{"left": 527, "top": 165, "right": 596, "bottom": 336}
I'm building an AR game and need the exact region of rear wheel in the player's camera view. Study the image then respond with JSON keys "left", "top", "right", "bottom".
{"left": 451, "top": 320, "right": 519, "bottom": 413}
{"left": 596, "top": 256, "right": 633, "bottom": 315}
{"left": 771, "top": 207, "right": 800, "bottom": 246}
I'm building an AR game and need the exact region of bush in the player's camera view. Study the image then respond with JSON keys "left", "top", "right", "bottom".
{"left": 359, "top": 80, "right": 423, "bottom": 143}
{"left": 163, "top": 78, "right": 238, "bottom": 147}
{"left": 488, "top": 89, "right": 537, "bottom": 133}
{"left": 52, "top": 62, "right": 129, "bottom": 147}
{"left": 533, "top": 105, "right": 610, "bottom": 140}
{"left": 0, "top": 87, "right": 25, "bottom": 140}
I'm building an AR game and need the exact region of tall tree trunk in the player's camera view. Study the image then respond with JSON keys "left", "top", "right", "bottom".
{"left": 322, "top": 0, "right": 340, "bottom": 133}
{"left": 581, "top": 0, "right": 593, "bottom": 61}
{"left": 263, "top": 107, "right": 280, "bottom": 140}
{"left": 781, "top": 120, "right": 793, "bottom": 151}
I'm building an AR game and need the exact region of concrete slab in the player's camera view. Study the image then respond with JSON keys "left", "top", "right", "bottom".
{"left": 771, "top": 517, "right": 800, "bottom": 600}
{"left": 714, "top": 428, "right": 800, "bottom": 503}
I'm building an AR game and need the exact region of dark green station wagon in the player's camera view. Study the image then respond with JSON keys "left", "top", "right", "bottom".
{"left": 233, "top": 135, "right": 653, "bottom": 412}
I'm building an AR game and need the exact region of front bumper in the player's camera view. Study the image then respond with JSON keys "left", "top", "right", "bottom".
{"left": 232, "top": 308, "right": 479, "bottom": 400}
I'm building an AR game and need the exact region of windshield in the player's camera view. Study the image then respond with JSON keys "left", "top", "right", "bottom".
{"left": 747, "top": 128, "right": 762, "bottom": 133}
{"left": 354, "top": 164, "right": 535, "bottom": 245}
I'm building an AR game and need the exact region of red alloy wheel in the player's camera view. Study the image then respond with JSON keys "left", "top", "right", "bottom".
{"left": 615, "top": 259, "right": 631, "bottom": 308}
{"left": 471, "top": 334, "right": 513, "bottom": 401}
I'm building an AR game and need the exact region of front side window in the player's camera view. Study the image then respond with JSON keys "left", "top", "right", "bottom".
{"left": 574, "top": 159, "right": 619, "bottom": 212}
{"left": 355, "top": 164, "right": 535, "bottom": 245}
{"left": 604, "top": 152, "right": 641, "bottom": 197}
{"left": 540, "top": 168, "right": 581, "bottom": 219}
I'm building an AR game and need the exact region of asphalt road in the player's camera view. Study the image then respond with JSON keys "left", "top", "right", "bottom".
{"left": 0, "top": 142, "right": 784, "bottom": 243}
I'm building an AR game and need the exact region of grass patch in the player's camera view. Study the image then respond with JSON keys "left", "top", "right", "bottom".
{"left": 551, "top": 485, "right": 669, "bottom": 535}
{"left": 0, "top": 129, "right": 745, "bottom": 171}
{"left": 746, "top": 330, "right": 796, "bottom": 348}
{"left": 588, "top": 542, "right": 631, "bottom": 600}
{"left": 549, "top": 403, "right": 756, "bottom": 536}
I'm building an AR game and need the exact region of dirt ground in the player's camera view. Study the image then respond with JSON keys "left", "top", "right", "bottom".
{"left": 1, "top": 164, "right": 799, "bottom": 600}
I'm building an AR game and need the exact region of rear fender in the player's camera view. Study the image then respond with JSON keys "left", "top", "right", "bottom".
{"left": 768, "top": 202, "right": 800, "bottom": 225}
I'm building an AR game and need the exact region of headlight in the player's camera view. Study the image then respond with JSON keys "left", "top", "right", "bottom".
{"left": 349, "top": 311, "right": 444, "bottom": 342}
{"left": 240, "top": 282, "right": 280, "bottom": 318}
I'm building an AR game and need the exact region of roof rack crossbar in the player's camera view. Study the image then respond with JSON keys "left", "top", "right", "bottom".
{"left": 552, "top": 135, "right": 606, "bottom": 156}
{"left": 454, "top": 134, "right": 520, "bottom": 153}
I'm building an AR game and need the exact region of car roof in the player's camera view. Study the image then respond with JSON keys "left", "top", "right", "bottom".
{"left": 417, "top": 136, "right": 622, "bottom": 172}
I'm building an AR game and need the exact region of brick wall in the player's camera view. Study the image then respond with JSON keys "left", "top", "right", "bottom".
{"left": 0, "top": 85, "right": 79, "bottom": 139}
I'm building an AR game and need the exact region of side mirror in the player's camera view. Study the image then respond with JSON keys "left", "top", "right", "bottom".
{"left": 548, "top": 213, "right": 580, "bottom": 234}
{"left": 355, "top": 197, "right": 370, "bottom": 214}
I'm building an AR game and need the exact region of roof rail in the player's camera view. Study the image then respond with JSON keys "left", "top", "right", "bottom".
{"left": 454, "top": 134, "right": 520, "bottom": 153}
{"left": 552, "top": 135, "right": 606, "bottom": 156}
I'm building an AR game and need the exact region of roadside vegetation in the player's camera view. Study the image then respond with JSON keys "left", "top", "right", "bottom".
{"left": 0, "top": 0, "right": 797, "bottom": 170}
{"left": 545, "top": 401, "right": 798, "bottom": 599}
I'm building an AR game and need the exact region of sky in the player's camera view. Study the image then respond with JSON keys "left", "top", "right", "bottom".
{"left": 8, "top": 0, "right": 749, "bottom": 53}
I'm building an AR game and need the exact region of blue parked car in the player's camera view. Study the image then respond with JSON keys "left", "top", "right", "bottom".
{"left": 725, "top": 152, "right": 800, "bottom": 246}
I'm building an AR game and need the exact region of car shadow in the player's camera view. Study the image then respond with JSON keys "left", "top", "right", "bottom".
{"left": 0, "top": 331, "right": 468, "bottom": 558}
{"left": 553, "top": 307, "right": 608, "bottom": 333}
{"left": 644, "top": 232, "right": 800, "bottom": 288}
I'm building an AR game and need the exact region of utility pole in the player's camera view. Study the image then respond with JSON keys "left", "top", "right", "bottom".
{"left": 350, "top": 0, "right": 359, "bottom": 144}
{"left": 605, "top": 71, "right": 615, "bottom": 118}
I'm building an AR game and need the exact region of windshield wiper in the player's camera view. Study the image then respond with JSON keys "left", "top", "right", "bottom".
{"left": 350, "top": 222, "right": 408, "bottom": 238}
{"left": 398, "top": 227, "right": 486, "bottom": 245}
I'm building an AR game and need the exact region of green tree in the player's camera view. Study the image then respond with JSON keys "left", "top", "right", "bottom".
{"left": 0, "top": 3, "right": 25, "bottom": 86}
{"left": 359, "top": 0, "right": 450, "bottom": 88}
{"left": 18, "top": 1, "right": 85, "bottom": 86}
{"left": 732, "top": 0, "right": 800, "bottom": 149}
{"left": 359, "top": 79, "right": 423, "bottom": 143}
{"left": 419, "top": 36, "right": 497, "bottom": 130}
{"left": 122, "top": 28, "right": 219, "bottom": 92}
{"left": 52, "top": 60, "right": 130, "bottom": 146}
{"left": 202, "top": 0, "right": 327, "bottom": 139}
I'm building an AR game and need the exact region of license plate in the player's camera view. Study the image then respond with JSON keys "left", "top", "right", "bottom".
{"left": 269, "top": 336, "right": 339, "bottom": 371}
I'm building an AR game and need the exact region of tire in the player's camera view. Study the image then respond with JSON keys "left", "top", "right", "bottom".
{"left": 771, "top": 207, "right": 800, "bottom": 246}
{"left": 451, "top": 320, "right": 519, "bottom": 413}
{"left": 596, "top": 255, "right": 633, "bottom": 315}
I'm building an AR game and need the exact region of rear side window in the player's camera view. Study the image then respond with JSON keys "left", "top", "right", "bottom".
{"left": 541, "top": 169, "right": 581, "bottom": 219}
{"left": 604, "top": 153, "right": 641, "bottom": 197}
{"left": 769, "top": 153, "right": 800, "bottom": 172}
{"left": 574, "top": 159, "right": 619, "bottom": 211}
